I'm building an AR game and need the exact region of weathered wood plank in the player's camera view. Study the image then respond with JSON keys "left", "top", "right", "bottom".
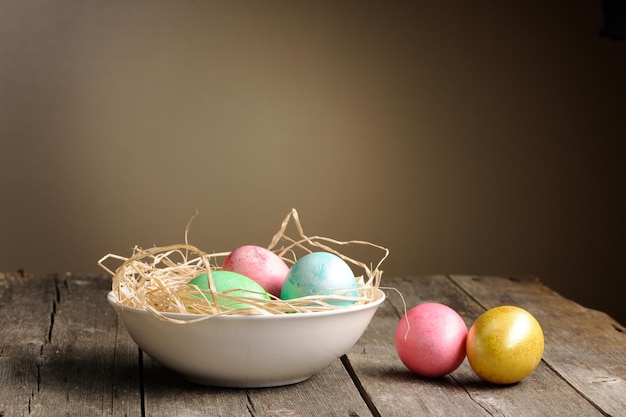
{"left": 141, "top": 356, "right": 254, "bottom": 417}
{"left": 450, "top": 274, "right": 626, "bottom": 417}
{"left": 247, "top": 360, "right": 373, "bottom": 417}
{"left": 347, "top": 275, "right": 605, "bottom": 416}
{"left": 4, "top": 273, "right": 622, "bottom": 416}
{"left": 0, "top": 273, "right": 57, "bottom": 417}
{"left": 28, "top": 274, "right": 142, "bottom": 417}
{"left": 346, "top": 276, "right": 490, "bottom": 417}
{"left": 141, "top": 339, "right": 374, "bottom": 416}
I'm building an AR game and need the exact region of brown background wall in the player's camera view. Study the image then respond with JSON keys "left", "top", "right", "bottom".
{"left": 1, "top": 1, "right": 624, "bottom": 324}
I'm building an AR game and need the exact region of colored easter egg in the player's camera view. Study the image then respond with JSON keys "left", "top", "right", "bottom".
{"left": 221, "top": 245, "right": 289, "bottom": 297}
{"left": 280, "top": 252, "right": 357, "bottom": 306}
{"left": 466, "top": 305, "right": 544, "bottom": 384}
{"left": 395, "top": 303, "right": 468, "bottom": 377}
{"left": 188, "top": 270, "right": 270, "bottom": 310}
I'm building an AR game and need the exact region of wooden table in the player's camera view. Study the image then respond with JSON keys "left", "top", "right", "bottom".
{"left": 1, "top": 273, "right": 624, "bottom": 416}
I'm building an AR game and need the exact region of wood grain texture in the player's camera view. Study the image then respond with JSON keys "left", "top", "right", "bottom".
{"left": 1, "top": 273, "right": 625, "bottom": 416}
{"left": 450, "top": 274, "right": 626, "bottom": 417}
{"left": 347, "top": 275, "right": 606, "bottom": 416}
{"left": 0, "top": 273, "right": 141, "bottom": 417}
{"left": 0, "top": 273, "right": 57, "bottom": 417}
{"left": 142, "top": 355, "right": 374, "bottom": 417}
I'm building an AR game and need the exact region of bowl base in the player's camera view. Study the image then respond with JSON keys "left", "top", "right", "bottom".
{"left": 183, "top": 374, "right": 313, "bottom": 388}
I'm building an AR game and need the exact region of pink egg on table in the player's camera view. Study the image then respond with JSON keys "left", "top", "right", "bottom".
{"left": 395, "top": 302, "right": 468, "bottom": 377}
{"left": 221, "top": 245, "right": 290, "bottom": 298}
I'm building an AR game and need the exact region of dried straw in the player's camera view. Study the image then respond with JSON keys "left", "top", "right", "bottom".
{"left": 98, "top": 209, "right": 389, "bottom": 320}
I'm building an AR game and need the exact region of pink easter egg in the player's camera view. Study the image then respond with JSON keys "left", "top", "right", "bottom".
{"left": 395, "top": 302, "right": 468, "bottom": 377}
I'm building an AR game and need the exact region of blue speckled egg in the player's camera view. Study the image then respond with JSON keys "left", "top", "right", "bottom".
{"left": 280, "top": 252, "right": 357, "bottom": 306}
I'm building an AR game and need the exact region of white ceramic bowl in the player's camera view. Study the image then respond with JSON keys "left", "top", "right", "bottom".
{"left": 107, "top": 289, "right": 385, "bottom": 388}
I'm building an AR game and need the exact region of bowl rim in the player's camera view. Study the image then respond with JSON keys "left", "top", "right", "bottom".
{"left": 107, "top": 288, "right": 386, "bottom": 321}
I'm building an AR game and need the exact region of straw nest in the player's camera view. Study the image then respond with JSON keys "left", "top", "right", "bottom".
{"left": 98, "top": 209, "right": 389, "bottom": 321}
